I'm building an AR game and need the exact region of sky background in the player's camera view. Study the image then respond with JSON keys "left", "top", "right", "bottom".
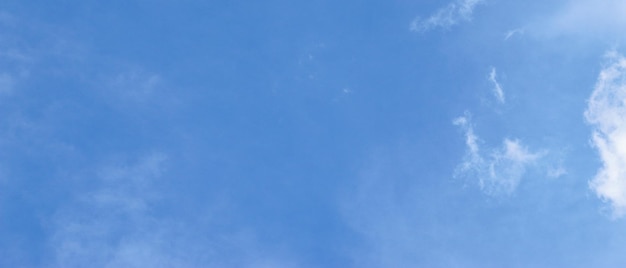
{"left": 2, "top": 0, "right": 626, "bottom": 267}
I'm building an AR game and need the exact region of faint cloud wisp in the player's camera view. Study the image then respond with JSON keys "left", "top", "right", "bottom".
{"left": 108, "top": 69, "right": 163, "bottom": 102}
{"left": 547, "top": 165, "right": 567, "bottom": 179}
{"left": 488, "top": 67, "right": 505, "bottom": 104}
{"left": 454, "top": 114, "right": 542, "bottom": 195}
{"left": 504, "top": 28, "right": 525, "bottom": 41}
{"left": 50, "top": 153, "right": 188, "bottom": 268}
{"left": 410, "top": 0, "right": 485, "bottom": 32}
{"left": 0, "top": 73, "right": 14, "bottom": 94}
{"left": 541, "top": 0, "right": 626, "bottom": 38}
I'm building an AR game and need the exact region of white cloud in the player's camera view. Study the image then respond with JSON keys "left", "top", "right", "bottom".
{"left": 584, "top": 51, "right": 626, "bottom": 218}
{"left": 410, "top": 0, "right": 485, "bottom": 32}
{"left": 454, "top": 114, "right": 542, "bottom": 195}
{"left": 488, "top": 67, "right": 505, "bottom": 104}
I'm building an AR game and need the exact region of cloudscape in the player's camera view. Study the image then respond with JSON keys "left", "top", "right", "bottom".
{"left": 1, "top": 1, "right": 626, "bottom": 267}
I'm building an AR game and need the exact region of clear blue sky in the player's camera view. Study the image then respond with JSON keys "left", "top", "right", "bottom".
{"left": 2, "top": 0, "right": 626, "bottom": 267}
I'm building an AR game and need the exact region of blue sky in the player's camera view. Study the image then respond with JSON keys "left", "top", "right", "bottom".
{"left": 2, "top": 0, "right": 626, "bottom": 267}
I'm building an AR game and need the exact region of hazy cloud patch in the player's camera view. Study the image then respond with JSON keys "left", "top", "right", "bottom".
{"left": 547, "top": 165, "right": 567, "bottom": 178}
{"left": 410, "top": 0, "right": 485, "bottom": 32}
{"left": 488, "top": 67, "right": 505, "bottom": 104}
{"left": 454, "top": 114, "right": 543, "bottom": 195}
{"left": 537, "top": 0, "right": 626, "bottom": 39}
{"left": 0, "top": 73, "right": 15, "bottom": 94}
{"left": 109, "top": 70, "right": 163, "bottom": 101}
{"left": 504, "top": 28, "right": 525, "bottom": 40}
{"left": 585, "top": 51, "right": 626, "bottom": 218}
{"left": 49, "top": 153, "right": 299, "bottom": 267}
{"left": 50, "top": 153, "right": 179, "bottom": 268}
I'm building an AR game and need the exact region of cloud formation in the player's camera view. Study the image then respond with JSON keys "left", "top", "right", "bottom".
{"left": 488, "top": 67, "right": 505, "bottom": 104}
{"left": 454, "top": 114, "right": 542, "bottom": 195}
{"left": 410, "top": 0, "right": 485, "bottom": 32}
{"left": 584, "top": 51, "right": 626, "bottom": 218}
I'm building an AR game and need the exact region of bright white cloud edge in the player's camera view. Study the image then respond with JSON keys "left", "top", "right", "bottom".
{"left": 585, "top": 51, "right": 626, "bottom": 218}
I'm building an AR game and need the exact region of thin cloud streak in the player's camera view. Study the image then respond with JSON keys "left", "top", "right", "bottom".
{"left": 504, "top": 28, "right": 524, "bottom": 41}
{"left": 488, "top": 67, "right": 505, "bottom": 104}
{"left": 410, "top": 0, "right": 485, "bottom": 32}
{"left": 585, "top": 51, "right": 626, "bottom": 218}
{"left": 542, "top": 0, "right": 626, "bottom": 38}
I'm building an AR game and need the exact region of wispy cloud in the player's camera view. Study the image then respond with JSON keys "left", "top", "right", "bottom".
{"left": 0, "top": 73, "right": 14, "bottom": 94}
{"left": 410, "top": 0, "right": 485, "bottom": 32}
{"left": 504, "top": 28, "right": 524, "bottom": 41}
{"left": 488, "top": 67, "right": 505, "bottom": 104}
{"left": 584, "top": 51, "right": 626, "bottom": 218}
{"left": 339, "top": 145, "right": 443, "bottom": 267}
{"left": 50, "top": 153, "right": 179, "bottom": 267}
{"left": 454, "top": 114, "right": 542, "bottom": 195}
{"left": 0, "top": 18, "right": 32, "bottom": 95}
